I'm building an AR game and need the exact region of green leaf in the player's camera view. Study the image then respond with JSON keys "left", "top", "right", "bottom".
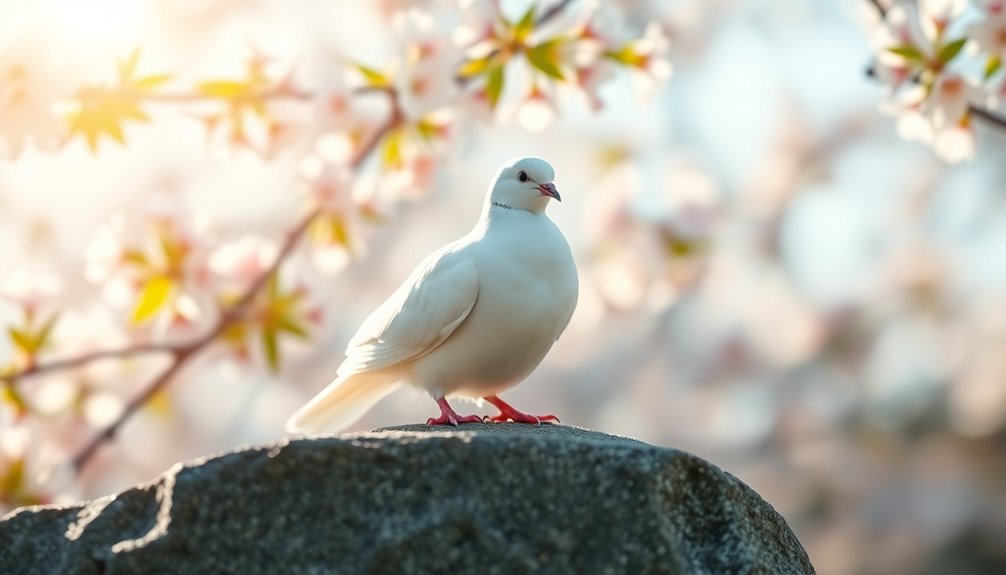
{"left": 986, "top": 55, "right": 1002, "bottom": 79}
{"left": 277, "top": 315, "right": 310, "bottom": 340}
{"left": 937, "top": 38, "right": 967, "bottom": 64}
{"left": 459, "top": 57, "right": 492, "bottom": 78}
{"left": 32, "top": 313, "right": 60, "bottom": 354}
{"left": 605, "top": 45, "right": 646, "bottom": 67}
{"left": 267, "top": 272, "right": 280, "bottom": 299}
{"left": 527, "top": 39, "right": 566, "bottom": 80}
{"left": 1, "top": 381, "right": 28, "bottom": 415}
{"left": 887, "top": 44, "right": 924, "bottom": 62}
{"left": 513, "top": 5, "right": 536, "bottom": 42}
{"left": 261, "top": 327, "right": 280, "bottom": 372}
{"left": 485, "top": 65, "right": 505, "bottom": 109}
{"left": 131, "top": 275, "right": 174, "bottom": 324}
{"left": 354, "top": 63, "right": 390, "bottom": 88}
{"left": 7, "top": 328, "right": 32, "bottom": 355}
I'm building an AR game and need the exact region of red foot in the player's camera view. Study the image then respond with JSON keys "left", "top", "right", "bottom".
{"left": 483, "top": 395, "right": 559, "bottom": 425}
{"left": 426, "top": 396, "right": 483, "bottom": 427}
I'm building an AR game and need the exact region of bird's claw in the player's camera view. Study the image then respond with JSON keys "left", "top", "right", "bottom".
{"left": 485, "top": 412, "right": 560, "bottom": 425}
{"left": 426, "top": 413, "right": 482, "bottom": 426}
{"left": 427, "top": 396, "right": 483, "bottom": 426}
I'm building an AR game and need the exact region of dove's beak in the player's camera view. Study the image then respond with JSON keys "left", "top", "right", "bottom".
{"left": 537, "top": 182, "right": 561, "bottom": 202}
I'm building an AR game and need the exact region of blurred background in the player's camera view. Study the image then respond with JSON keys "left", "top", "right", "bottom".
{"left": 2, "top": 0, "right": 1006, "bottom": 573}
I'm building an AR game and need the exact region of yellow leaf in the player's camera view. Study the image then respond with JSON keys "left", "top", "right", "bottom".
{"left": 131, "top": 275, "right": 174, "bottom": 324}
{"left": 121, "top": 249, "right": 151, "bottom": 268}
{"left": 67, "top": 88, "right": 150, "bottom": 151}
{"left": 261, "top": 327, "right": 280, "bottom": 372}
{"left": 66, "top": 49, "right": 167, "bottom": 152}
{"left": 221, "top": 321, "right": 249, "bottom": 345}
{"left": 605, "top": 44, "right": 645, "bottom": 67}
{"left": 527, "top": 39, "right": 566, "bottom": 80}
{"left": 145, "top": 388, "right": 173, "bottom": 418}
{"left": 31, "top": 313, "right": 59, "bottom": 355}
{"left": 7, "top": 328, "right": 33, "bottom": 356}
{"left": 198, "top": 80, "right": 249, "bottom": 99}
{"left": 381, "top": 128, "right": 405, "bottom": 169}
{"left": 512, "top": 6, "right": 536, "bottom": 43}
{"left": 354, "top": 64, "right": 390, "bottom": 88}
{"left": 0, "top": 456, "right": 26, "bottom": 497}
{"left": 134, "top": 74, "right": 172, "bottom": 91}
{"left": 329, "top": 214, "right": 351, "bottom": 247}
{"left": 118, "top": 48, "right": 142, "bottom": 81}
{"left": 458, "top": 57, "right": 492, "bottom": 78}
{"left": 277, "top": 315, "right": 310, "bottom": 339}
{"left": 1, "top": 381, "right": 29, "bottom": 417}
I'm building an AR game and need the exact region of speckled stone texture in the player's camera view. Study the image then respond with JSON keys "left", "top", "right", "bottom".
{"left": 0, "top": 424, "right": 814, "bottom": 574}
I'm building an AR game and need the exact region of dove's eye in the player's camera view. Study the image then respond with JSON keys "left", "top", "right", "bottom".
{"left": 518, "top": 170, "right": 528, "bottom": 182}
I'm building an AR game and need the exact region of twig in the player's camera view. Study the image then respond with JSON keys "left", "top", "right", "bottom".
{"left": 867, "top": 0, "right": 888, "bottom": 18}
{"left": 537, "top": 0, "right": 576, "bottom": 27}
{"left": 70, "top": 88, "right": 403, "bottom": 473}
{"left": 970, "top": 105, "right": 1006, "bottom": 130}
{"left": 1, "top": 342, "right": 177, "bottom": 383}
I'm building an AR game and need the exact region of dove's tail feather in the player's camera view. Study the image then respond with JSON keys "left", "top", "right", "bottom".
{"left": 285, "top": 372, "right": 400, "bottom": 435}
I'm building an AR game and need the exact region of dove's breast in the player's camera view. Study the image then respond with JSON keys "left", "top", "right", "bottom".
{"left": 411, "top": 213, "right": 578, "bottom": 397}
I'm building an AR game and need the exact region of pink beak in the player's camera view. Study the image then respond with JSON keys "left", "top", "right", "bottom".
{"left": 537, "top": 182, "right": 560, "bottom": 201}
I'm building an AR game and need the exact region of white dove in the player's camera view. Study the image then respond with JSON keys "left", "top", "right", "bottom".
{"left": 286, "top": 157, "right": 578, "bottom": 434}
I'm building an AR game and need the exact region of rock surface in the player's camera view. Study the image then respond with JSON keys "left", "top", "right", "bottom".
{"left": 0, "top": 424, "right": 814, "bottom": 574}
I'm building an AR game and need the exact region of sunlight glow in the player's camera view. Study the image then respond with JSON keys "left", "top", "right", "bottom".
{"left": 18, "top": 0, "right": 150, "bottom": 57}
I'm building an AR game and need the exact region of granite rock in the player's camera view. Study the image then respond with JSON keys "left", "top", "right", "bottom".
{"left": 0, "top": 424, "right": 814, "bottom": 574}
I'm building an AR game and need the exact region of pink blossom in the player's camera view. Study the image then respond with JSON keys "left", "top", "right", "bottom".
{"left": 208, "top": 235, "right": 278, "bottom": 286}
{"left": 0, "top": 269, "right": 61, "bottom": 316}
{"left": 0, "top": 34, "right": 71, "bottom": 158}
{"left": 394, "top": 8, "right": 462, "bottom": 119}
{"left": 968, "top": 12, "right": 1006, "bottom": 59}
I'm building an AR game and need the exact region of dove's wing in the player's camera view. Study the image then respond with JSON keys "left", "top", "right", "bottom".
{"left": 338, "top": 244, "right": 479, "bottom": 376}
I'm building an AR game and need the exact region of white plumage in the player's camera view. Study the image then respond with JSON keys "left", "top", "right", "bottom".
{"left": 286, "top": 157, "right": 578, "bottom": 434}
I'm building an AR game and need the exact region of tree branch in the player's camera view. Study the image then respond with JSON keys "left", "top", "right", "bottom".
{"left": 70, "top": 88, "right": 403, "bottom": 473}
{"left": 867, "top": 0, "right": 888, "bottom": 18}
{"left": 970, "top": 105, "right": 1006, "bottom": 130}
{"left": 2, "top": 342, "right": 177, "bottom": 383}
{"left": 537, "top": 0, "right": 576, "bottom": 27}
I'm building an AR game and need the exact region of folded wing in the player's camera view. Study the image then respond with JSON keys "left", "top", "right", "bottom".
{"left": 338, "top": 245, "right": 480, "bottom": 376}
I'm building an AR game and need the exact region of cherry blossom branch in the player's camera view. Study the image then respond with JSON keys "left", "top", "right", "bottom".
{"left": 862, "top": 0, "right": 1006, "bottom": 131}
{"left": 1, "top": 87, "right": 404, "bottom": 390}
{"left": 70, "top": 87, "right": 404, "bottom": 473}
{"left": 1, "top": 343, "right": 178, "bottom": 384}
{"left": 970, "top": 104, "right": 1006, "bottom": 130}
{"left": 142, "top": 88, "right": 312, "bottom": 103}
{"left": 867, "top": 0, "right": 888, "bottom": 18}
{"left": 538, "top": 0, "right": 576, "bottom": 26}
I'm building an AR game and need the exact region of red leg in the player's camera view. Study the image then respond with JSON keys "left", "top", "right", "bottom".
{"left": 426, "top": 396, "right": 483, "bottom": 426}
{"left": 483, "top": 395, "right": 559, "bottom": 425}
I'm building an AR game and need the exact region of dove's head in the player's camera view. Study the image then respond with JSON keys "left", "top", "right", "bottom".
{"left": 487, "top": 157, "right": 559, "bottom": 214}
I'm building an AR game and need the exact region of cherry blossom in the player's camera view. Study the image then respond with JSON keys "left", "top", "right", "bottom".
{"left": 968, "top": 10, "right": 1006, "bottom": 59}
{"left": 394, "top": 8, "right": 462, "bottom": 120}
{"left": 0, "top": 34, "right": 71, "bottom": 158}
